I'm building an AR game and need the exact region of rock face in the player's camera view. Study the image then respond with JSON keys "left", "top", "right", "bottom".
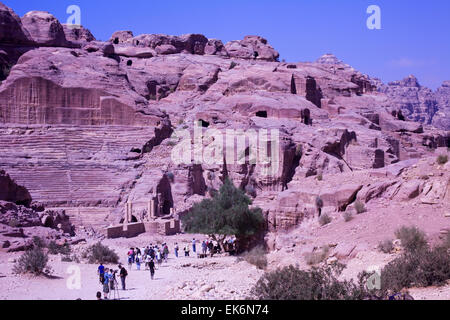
{"left": 0, "top": 170, "right": 32, "bottom": 206}
{"left": 21, "top": 11, "right": 71, "bottom": 47}
{"left": 0, "top": 2, "right": 448, "bottom": 236}
{"left": 380, "top": 75, "right": 450, "bottom": 130}
{"left": 0, "top": 3, "right": 33, "bottom": 45}
{"left": 433, "top": 81, "right": 450, "bottom": 129}
{"left": 62, "top": 24, "right": 95, "bottom": 43}
{"left": 0, "top": 168, "right": 75, "bottom": 251}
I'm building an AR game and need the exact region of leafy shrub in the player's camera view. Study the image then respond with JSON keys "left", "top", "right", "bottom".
{"left": 380, "top": 227, "right": 450, "bottom": 293}
{"left": 305, "top": 245, "right": 330, "bottom": 265}
{"left": 31, "top": 236, "right": 45, "bottom": 249}
{"left": 82, "top": 242, "right": 119, "bottom": 264}
{"left": 378, "top": 239, "right": 394, "bottom": 254}
{"left": 182, "top": 179, "right": 265, "bottom": 252}
{"left": 250, "top": 264, "right": 371, "bottom": 300}
{"left": 13, "top": 246, "right": 50, "bottom": 276}
{"left": 229, "top": 61, "right": 238, "bottom": 70}
{"left": 319, "top": 213, "right": 331, "bottom": 226}
{"left": 442, "top": 233, "right": 450, "bottom": 249}
{"left": 343, "top": 211, "right": 353, "bottom": 222}
{"left": 316, "top": 174, "right": 323, "bottom": 181}
{"left": 61, "top": 254, "right": 80, "bottom": 263}
{"left": 238, "top": 246, "right": 268, "bottom": 270}
{"left": 354, "top": 200, "right": 366, "bottom": 214}
{"left": 381, "top": 246, "right": 450, "bottom": 292}
{"left": 61, "top": 255, "right": 73, "bottom": 262}
{"left": 395, "top": 226, "right": 428, "bottom": 253}
{"left": 48, "top": 241, "right": 71, "bottom": 255}
{"left": 437, "top": 154, "right": 448, "bottom": 165}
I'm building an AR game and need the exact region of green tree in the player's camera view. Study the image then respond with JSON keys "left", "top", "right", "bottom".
{"left": 182, "top": 179, "right": 265, "bottom": 251}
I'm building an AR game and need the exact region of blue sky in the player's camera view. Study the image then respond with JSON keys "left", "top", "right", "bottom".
{"left": 5, "top": 0, "right": 450, "bottom": 89}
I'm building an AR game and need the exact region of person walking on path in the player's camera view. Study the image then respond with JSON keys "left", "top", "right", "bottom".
{"left": 156, "top": 248, "right": 162, "bottom": 267}
{"left": 192, "top": 238, "right": 197, "bottom": 253}
{"left": 136, "top": 253, "right": 141, "bottom": 270}
{"left": 174, "top": 243, "right": 179, "bottom": 258}
{"left": 97, "top": 263, "right": 105, "bottom": 285}
{"left": 163, "top": 244, "right": 169, "bottom": 263}
{"left": 149, "top": 259, "right": 156, "bottom": 280}
{"left": 145, "top": 254, "right": 151, "bottom": 270}
{"left": 184, "top": 244, "right": 190, "bottom": 257}
{"left": 202, "top": 241, "right": 207, "bottom": 256}
{"left": 119, "top": 264, "right": 128, "bottom": 290}
{"left": 127, "top": 249, "right": 133, "bottom": 270}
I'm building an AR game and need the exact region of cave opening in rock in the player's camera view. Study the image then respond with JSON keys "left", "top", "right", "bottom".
{"left": 156, "top": 174, "right": 174, "bottom": 216}
{"left": 290, "top": 75, "right": 297, "bottom": 94}
{"left": 282, "top": 144, "right": 302, "bottom": 190}
{"left": 301, "top": 108, "right": 311, "bottom": 125}
{"left": 256, "top": 111, "right": 268, "bottom": 118}
{"left": 147, "top": 80, "right": 158, "bottom": 100}
{"left": 113, "top": 38, "right": 119, "bottom": 44}
{"left": 305, "top": 76, "right": 322, "bottom": 108}
{"left": 120, "top": 215, "right": 138, "bottom": 224}
{"left": 198, "top": 119, "right": 210, "bottom": 128}
{"left": 127, "top": 60, "right": 133, "bottom": 66}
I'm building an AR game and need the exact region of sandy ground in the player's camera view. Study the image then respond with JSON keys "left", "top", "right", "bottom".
{"left": 1, "top": 197, "right": 449, "bottom": 300}
{"left": 0, "top": 233, "right": 264, "bottom": 300}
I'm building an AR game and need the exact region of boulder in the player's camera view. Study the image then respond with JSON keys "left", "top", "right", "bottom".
{"left": 21, "top": 11, "right": 71, "bottom": 47}
{"left": 62, "top": 24, "right": 95, "bottom": 43}
{"left": 155, "top": 44, "right": 178, "bottom": 55}
{"left": 204, "top": 39, "right": 228, "bottom": 56}
{"left": 396, "top": 179, "right": 423, "bottom": 200}
{"left": 114, "top": 45, "right": 155, "bottom": 58}
{"left": 420, "top": 179, "right": 448, "bottom": 204}
{"left": 110, "top": 30, "right": 134, "bottom": 44}
{"left": 0, "top": 170, "right": 32, "bottom": 206}
{"left": 0, "top": 3, "right": 33, "bottom": 45}
{"left": 225, "top": 36, "right": 279, "bottom": 61}
{"left": 320, "top": 184, "right": 363, "bottom": 211}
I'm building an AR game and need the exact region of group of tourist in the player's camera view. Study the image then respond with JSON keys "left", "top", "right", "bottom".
{"left": 97, "top": 263, "right": 128, "bottom": 300}
{"left": 94, "top": 236, "right": 237, "bottom": 299}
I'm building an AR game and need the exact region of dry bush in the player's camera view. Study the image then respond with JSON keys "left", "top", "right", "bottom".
{"left": 238, "top": 246, "right": 268, "bottom": 270}
{"left": 343, "top": 211, "right": 353, "bottom": 222}
{"left": 250, "top": 264, "right": 372, "bottom": 300}
{"left": 13, "top": 246, "right": 50, "bottom": 276}
{"left": 378, "top": 239, "right": 394, "bottom": 254}
{"left": 380, "top": 227, "right": 450, "bottom": 292}
{"left": 82, "top": 242, "right": 119, "bottom": 264}
{"left": 48, "top": 241, "right": 71, "bottom": 255}
{"left": 319, "top": 213, "right": 331, "bottom": 226}
{"left": 354, "top": 200, "right": 366, "bottom": 214}
{"left": 437, "top": 154, "right": 448, "bottom": 165}
{"left": 305, "top": 245, "right": 330, "bottom": 265}
{"left": 395, "top": 226, "right": 428, "bottom": 253}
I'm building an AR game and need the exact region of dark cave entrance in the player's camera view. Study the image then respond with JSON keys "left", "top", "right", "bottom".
{"left": 256, "top": 111, "right": 268, "bottom": 118}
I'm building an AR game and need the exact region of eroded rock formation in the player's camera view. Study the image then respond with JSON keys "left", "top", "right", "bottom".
{"left": 0, "top": 2, "right": 448, "bottom": 236}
